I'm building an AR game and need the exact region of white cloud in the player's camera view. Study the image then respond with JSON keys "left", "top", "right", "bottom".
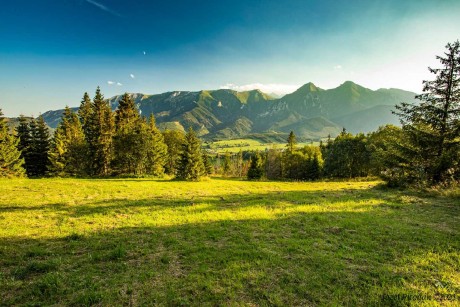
{"left": 219, "top": 83, "right": 299, "bottom": 96}
{"left": 107, "top": 81, "right": 114, "bottom": 85}
{"left": 143, "top": 51, "right": 146, "bottom": 55}
{"left": 85, "top": 0, "right": 121, "bottom": 17}
{"left": 333, "top": 65, "right": 342, "bottom": 70}
{"left": 117, "top": 82, "right": 123, "bottom": 86}
{"left": 130, "top": 74, "right": 135, "bottom": 79}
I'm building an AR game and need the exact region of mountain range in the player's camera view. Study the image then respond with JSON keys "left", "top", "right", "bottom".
{"left": 39, "top": 81, "right": 417, "bottom": 141}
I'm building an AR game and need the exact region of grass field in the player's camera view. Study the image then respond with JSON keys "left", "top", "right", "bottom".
{"left": 0, "top": 178, "right": 459, "bottom": 305}
{"left": 208, "top": 138, "right": 319, "bottom": 153}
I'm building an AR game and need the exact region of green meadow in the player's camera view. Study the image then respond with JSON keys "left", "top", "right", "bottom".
{"left": 207, "top": 138, "right": 319, "bottom": 153}
{"left": 0, "top": 178, "right": 459, "bottom": 305}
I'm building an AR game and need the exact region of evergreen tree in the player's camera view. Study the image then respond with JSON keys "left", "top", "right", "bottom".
{"left": 247, "top": 151, "right": 264, "bottom": 180}
{"left": 0, "top": 109, "right": 25, "bottom": 177}
{"left": 49, "top": 107, "right": 86, "bottom": 176}
{"left": 16, "top": 115, "right": 31, "bottom": 168}
{"left": 24, "top": 116, "right": 50, "bottom": 177}
{"left": 86, "top": 87, "right": 114, "bottom": 176}
{"left": 222, "top": 151, "right": 231, "bottom": 176}
{"left": 78, "top": 92, "right": 93, "bottom": 135}
{"left": 286, "top": 131, "right": 297, "bottom": 153}
{"left": 202, "top": 151, "right": 213, "bottom": 175}
{"left": 113, "top": 93, "right": 142, "bottom": 174}
{"left": 395, "top": 41, "right": 460, "bottom": 184}
{"left": 163, "top": 130, "right": 185, "bottom": 175}
{"left": 265, "top": 146, "right": 282, "bottom": 179}
{"left": 177, "top": 127, "right": 205, "bottom": 181}
{"left": 146, "top": 114, "right": 168, "bottom": 176}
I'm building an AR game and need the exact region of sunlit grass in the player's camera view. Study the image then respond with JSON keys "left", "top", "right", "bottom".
{"left": 0, "top": 178, "right": 459, "bottom": 305}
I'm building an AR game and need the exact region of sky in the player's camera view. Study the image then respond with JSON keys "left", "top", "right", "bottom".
{"left": 1, "top": 0, "right": 460, "bottom": 117}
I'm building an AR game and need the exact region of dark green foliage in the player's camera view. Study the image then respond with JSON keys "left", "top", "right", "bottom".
{"left": 115, "top": 93, "right": 139, "bottom": 129}
{"left": 163, "top": 130, "right": 185, "bottom": 176}
{"left": 0, "top": 108, "right": 25, "bottom": 177}
{"left": 394, "top": 41, "right": 460, "bottom": 185}
{"left": 222, "top": 152, "right": 232, "bottom": 176}
{"left": 86, "top": 87, "right": 115, "bottom": 176}
{"left": 265, "top": 146, "right": 282, "bottom": 179}
{"left": 322, "top": 131, "right": 370, "bottom": 178}
{"left": 286, "top": 131, "right": 297, "bottom": 153}
{"left": 202, "top": 151, "right": 213, "bottom": 175}
{"left": 177, "top": 127, "right": 205, "bottom": 181}
{"left": 18, "top": 116, "right": 50, "bottom": 177}
{"left": 48, "top": 107, "right": 86, "bottom": 176}
{"left": 247, "top": 151, "right": 263, "bottom": 180}
{"left": 113, "top": 94, "right": 144, "bottom": 175}
{"left": 145, "top": 115, "right": 168, "bottom": 176}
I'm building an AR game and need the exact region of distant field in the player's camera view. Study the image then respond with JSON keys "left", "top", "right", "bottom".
{"left": 0, "top": 178, "right": 459, "bottom": 305}
{"left": 207, "top": 138, "right": 320, "bottom": 153}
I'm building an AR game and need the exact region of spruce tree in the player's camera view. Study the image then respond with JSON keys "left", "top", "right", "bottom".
{"left": 29, "top": 115, "right": 50, "bottom": 177}
{"left": 286, "top": 131, "right": 297, "bottom": 153}
{"left": 0, "top": 109, "right": 25, "bottom": 177}
{"left": 163, "top": 130, "right": 185, "bottom": 175}
{"left": 113, "top": 93, "right": 142, "bottom": 174}
{"left": 247, "top": 151, "right": 264, "bottom": 180}
{"left": 177, "top": 127, "right": 205, "bottom": 181}
{"left": 146, "top": 114, "right": 168, "bottom": 176}
{"left": 78, "top": 92, "right": 93, "bottom": 135}
{"left": 395, "top": 41, "right": 460, "bottom": 184}
{"left": 49, "top": 107, "right": 86, "bottom": 176}
{"left": 202, "top": 151, "right": 213, "bottom": 175}
{"left": 16, "top": 115, "right": 31, "bottom": 168}
{"left": 87, "top": 87, "right": 114, "bottom": 176}
{"left": 222, "top": 151, "right": 231, "bottom": 176}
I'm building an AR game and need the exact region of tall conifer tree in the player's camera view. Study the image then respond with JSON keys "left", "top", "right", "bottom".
{"left": 0, "top": 109, "right": 25, "bottom": 177}
{"left": 177, "top": 127, "right": 205, "bottom": 181}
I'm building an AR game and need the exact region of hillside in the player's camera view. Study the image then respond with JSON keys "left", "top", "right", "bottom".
{"left": 37, "top": 82, "right": 417, "bottom": 139}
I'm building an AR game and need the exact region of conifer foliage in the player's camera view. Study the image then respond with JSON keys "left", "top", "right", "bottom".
{"left": 49, "top": 107, "right": 86, "bottom": 176}
{"left": 247, "top": 151, "right": 264, "bottom": 180}
{"left": 177, "top": 127, "right": 205, "bottom": 181}
{"left": 0, "top": 109, "right": 25, "bottom": 177}
{"left": 395, "top": 41, "right": 460, "bottom": 184}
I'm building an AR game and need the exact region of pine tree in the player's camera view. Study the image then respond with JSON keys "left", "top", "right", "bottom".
{"left": 115, "top": 93, "right": 138, "bottom": 128}
{"left": 146, "top": 114, "right": 168, "bottom": 176}
{"left": 286, "top": 131, "right": 297, "bottom": 153}
{"left": 177, "top": 127, "right": 205, "bottom": 181}
{"left": 16, "top": 115, "right": 31, "bottom": 170}
{"left": 247, "top": 151, "right": 264, "bottom": 180}
{"left": 222, "top": 151, "right": 231, "bottom": 176}
{"left": 163, "top": 130, "right": 185, "bottom": 175}
{"left": 49, "top": 107, "right": 86, "bottom": 176}
{"left": 78, "top": 92, "right": 93, "bottom": 135}
{"left": 0, "top": 109, "right": 25, "bottom": 177}
{"left": 113, "top": 93, "right": 142, "bottom": 174}
{"left": 202, "top": 151, "right": 213, "bottom": 175}
{"left": 86, "top": 87, "right": 114, "bottom": 176}
{"left": 29, "top": 115, "right": 50, "bottom": 177}
{"left": 395, "top": 41, "right": 460, "bottom": 184}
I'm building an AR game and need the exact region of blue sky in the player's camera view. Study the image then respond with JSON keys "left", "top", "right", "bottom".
{"left": 1, "top": 0, "right": 459, "bottom": 116}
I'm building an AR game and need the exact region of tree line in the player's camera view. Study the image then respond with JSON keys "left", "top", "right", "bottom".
{"left": 1, "top": 41, "right": 459, "bottom": 185}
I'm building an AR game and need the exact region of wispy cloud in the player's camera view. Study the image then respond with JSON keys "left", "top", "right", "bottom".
{"left": 220, "top": 83, "right": 299, "bottom": 96}
{"left": 333, "top": 65, "right": 342, "bottom": 70}
{"left": 85, "top": 0, "right": 121, "bottom": 17}
{"left": 130, "top": 74, "right": 135, "bottom": 79}
{"left": 107, "top": 81, "right": 114, "bottom": 85}
{"left": 117, "top": 82, "right": 123, "bottom": 86}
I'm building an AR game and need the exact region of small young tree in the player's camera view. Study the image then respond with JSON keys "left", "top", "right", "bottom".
{"left": 177, "top": 127, "right": 205, "bottom": 181}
